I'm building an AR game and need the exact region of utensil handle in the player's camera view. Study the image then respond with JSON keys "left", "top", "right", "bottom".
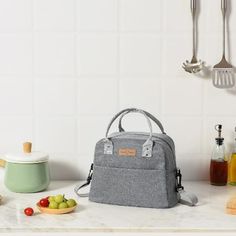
{"left": 191, "top": 0, "right": 197, "bottom": 57}
{"left": 191, "top": 0, "right": 196, "bottom": 15}
{"left": 222, "top": 0, "right": 227, "bottom": 13}
{"left": 0, "top": 159, "right": 6, "bottom": 168}
{"left": 221, "top": 0, "right": 227, "bottom": 57}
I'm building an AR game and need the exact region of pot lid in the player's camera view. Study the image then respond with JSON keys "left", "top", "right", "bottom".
{"left": 5, "top": 142, "right": 49, "bottom": 164}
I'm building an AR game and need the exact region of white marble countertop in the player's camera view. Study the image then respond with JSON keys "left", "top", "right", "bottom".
{"left": 0, "top": 181, "right": 236, "bottom": 233}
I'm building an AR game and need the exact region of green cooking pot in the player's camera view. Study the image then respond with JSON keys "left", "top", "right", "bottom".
{"left": 0, "top": 144, "right": 50, "bottom": 193}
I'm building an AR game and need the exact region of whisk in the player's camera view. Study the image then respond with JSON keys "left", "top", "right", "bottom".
{"left": 212, "top": 0, "right": 235, "bottom": 89}
{"left": 183, "top": 0, "right": 204, "bottom": 73}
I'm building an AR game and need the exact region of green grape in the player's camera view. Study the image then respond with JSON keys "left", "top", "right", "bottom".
{"left": 67, "top": 199, "right": 77, "bottom": 208}
{"left": 54, "top": 194, "right": 64, "bottom": 204}
{"left": 49, "top": 201, "right": 58, "bottom": 209}
{"left": 48, "top": 196, "right": 55, "bottom": 202}
{"left": 58, "top": 202, "right": 68, "bottom": 209}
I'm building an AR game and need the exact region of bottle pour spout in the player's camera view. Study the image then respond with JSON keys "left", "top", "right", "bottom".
{"left": 215, "top": 124, "right": 224, "bottom": 145}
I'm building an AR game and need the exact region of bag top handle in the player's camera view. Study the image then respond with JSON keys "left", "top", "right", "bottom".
{"left": 118, "top": 110, "right": 165, "bottom": 134}
{"left": 105, "top": 108, "right": 153, "bottom": 140}
{"left": 104, "top": 108, "right": 154, "bottom": 157}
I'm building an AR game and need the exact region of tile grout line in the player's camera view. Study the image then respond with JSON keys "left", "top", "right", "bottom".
{"left": 0, "top": 30, "right": 167, "bottom": 34}
{"left": 31, "top": 0, "right": 36, "bottom": 146}
{"left": 159, "top": 0, "right": 164, "bottom": 121}
{"left": 116, "top": 0, "right": 120, "bottom": 111}
{"left": 1, "top": 29, "right": 226, "bottom": 34}
{"left": 201, "top": 0, "right": 209, "bottom": 157}
{"left": 74, "top": 0, "right": 79, "bottom": 156}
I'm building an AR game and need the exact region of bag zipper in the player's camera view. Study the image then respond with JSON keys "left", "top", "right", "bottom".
{"left": 109, "top": 132, "right": 174, "bottom": 153}
{"left": 108, "top": 132, "right": 176, "bottom": 169}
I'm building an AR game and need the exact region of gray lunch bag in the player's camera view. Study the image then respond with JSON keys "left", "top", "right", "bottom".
{"left": 75, "top": 108, "right": 198, "bottom": 208}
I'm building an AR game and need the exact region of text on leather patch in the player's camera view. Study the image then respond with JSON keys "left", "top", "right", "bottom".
{"left": 118, "top": 148, "right": 136, "bottom": 157}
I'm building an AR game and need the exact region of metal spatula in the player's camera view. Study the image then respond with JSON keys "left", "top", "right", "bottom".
{"left": 212, "top": 0, "right": 235, "bottom": 89}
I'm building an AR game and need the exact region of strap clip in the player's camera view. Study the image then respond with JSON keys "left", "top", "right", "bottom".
{"left": 176, "top": 168, "right": 184, "bottom": 191}
{"left": 87, "top": 163, "right": 93, "bottom": 183}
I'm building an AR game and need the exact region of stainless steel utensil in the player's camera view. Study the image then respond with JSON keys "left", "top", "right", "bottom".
{"left": 183, "top": 0, "right": 204, "bottom": 73}
{"left": 212, "top": 0, "right": 235, "bottom": 89}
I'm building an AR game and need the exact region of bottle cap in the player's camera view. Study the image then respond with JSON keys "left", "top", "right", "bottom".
{"left": 215, "top": 124, "right": 224, "bottom": 145}
{"left": 215, "top": 137, "right": 224, "bottom": 145}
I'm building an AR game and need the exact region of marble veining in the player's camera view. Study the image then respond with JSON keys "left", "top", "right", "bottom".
{"left": 0, "top": 181, "right": 236, "bottom": 233}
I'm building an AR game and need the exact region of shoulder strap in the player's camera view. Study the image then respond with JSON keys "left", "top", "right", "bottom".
{"left": 74, "top": 164, "right": 93, "bottom": 197}
{"left": 176, "top": 168, "right": 198, "bottom": 206}
{"left": 178, "top": 190, "right": 198, "bottom": 206}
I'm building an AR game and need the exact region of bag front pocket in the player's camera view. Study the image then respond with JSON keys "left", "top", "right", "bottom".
{"left": 89, "top": 165, "right": 169, "bottom": 208}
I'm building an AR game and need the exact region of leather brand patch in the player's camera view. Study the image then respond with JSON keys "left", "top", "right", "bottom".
{"left": 118, "top": 148, "right": 136, "bottom": 157}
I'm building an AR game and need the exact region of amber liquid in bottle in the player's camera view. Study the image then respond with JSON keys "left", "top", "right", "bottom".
{"left": 229, "top": 153, "right": 236, "bottom": 185}
{"left": 210, "top": 124, "right": 227, "bottom": 186}
{"left": 210, "top": 160, "right": 228, "bottom": 186}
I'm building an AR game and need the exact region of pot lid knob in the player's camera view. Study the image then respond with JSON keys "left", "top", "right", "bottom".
{"left": 23, "top": 142, "right": 32, "bottom": 153}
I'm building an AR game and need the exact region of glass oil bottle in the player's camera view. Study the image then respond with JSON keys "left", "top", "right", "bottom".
{"left": 210, "top": 124, "right": 228, "bottom": 186}
{"left": 229, "top": 127, "right": 236, "bottom": 185}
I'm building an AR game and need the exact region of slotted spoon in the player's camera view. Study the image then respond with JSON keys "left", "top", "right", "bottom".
{"left": 212, "top": 0, "right": 235, "bottom": 89}
{"left": 182, "top": 0, "right": 204, "bottom": 73}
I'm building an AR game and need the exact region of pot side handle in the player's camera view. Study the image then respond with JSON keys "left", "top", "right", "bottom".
{"left": 0, "top": 159, "right": 6, "bottom": 168}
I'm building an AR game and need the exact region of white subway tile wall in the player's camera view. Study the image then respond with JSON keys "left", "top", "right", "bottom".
{"left": 120, "top": 34, "right": 161, "bottom": 76}
{"left": 34, "top": 0, "right": 75, "bottom": 31}
{"left": 34, "top": 78, "right": 76, "bottom": 115}
{"left": 77, "top": 0, "right": 117, "bottom": 31}
{"left": 34, "top": 33, "right": 75, "bottom": 75}
{"left": 0, "top": 34, "right": 33, "bottom": 74}
{"left": 77, "top": 34, "right": 118, "bottom": 75}
{"left": 0, "top": 0, "right": 32, "bottom": 31}
{"left": 0, "top": 0, "right": 236, "bottom": 180}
